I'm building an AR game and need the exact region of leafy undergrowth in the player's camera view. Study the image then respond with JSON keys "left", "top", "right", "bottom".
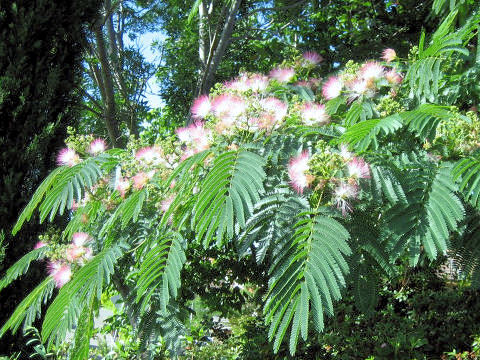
{"left": 180, "top": 263, "right": 480, "bottom": 360}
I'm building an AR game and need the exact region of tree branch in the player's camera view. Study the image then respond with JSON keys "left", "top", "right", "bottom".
{"left": 246, "top": 0, "right": 307, "bottom": 16}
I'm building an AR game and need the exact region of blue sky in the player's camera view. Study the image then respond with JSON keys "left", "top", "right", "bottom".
{"left": 124, "top": 31, "right": 164, "bottom": 108}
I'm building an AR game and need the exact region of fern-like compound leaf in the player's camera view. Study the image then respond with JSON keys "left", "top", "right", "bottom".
{"left": 136, "top": 232, "right": 186, "bottom": 314}
{"left": 265, "top": 211, "right": 351, "bottom": 355}
{"left": 41, "top": 243, "right": 126, "bottom": 347}
{"left": 338, "top": 115, "right": 403, "bottom": 152}
{"left": 0, "top": 278, "right": 55, "bottom": 337}
{"left": 399, "top": 104, "right": 454, "bottom": 141}
{"left": 13, "top": 153, "right": 119, "bottom": 235}
{"left": 193, "top": 149, "right": 266, "bottom": 248}
{"left": 99, "top": 189, "right": 147, "bottom": 238}
{"left": 0, "top": 246, "right": 49, "bottom": 293}
{"left": 70, "top": 294, "right": 96, "bottom": 360}
{"left": 453, "top": 156, "right": 480, "bottom": 209}
{"left": 384, "top": 158, "right": 464, "bottom": 265}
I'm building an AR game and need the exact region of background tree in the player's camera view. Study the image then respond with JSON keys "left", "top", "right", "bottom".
{"left": 80, "top": 0, "right": 162, "bottom": 145}
{"left": 155, "top": 0, "right": 437, "bottom": 126}
{"left": 0, "top": 0, "right": 100, "bottom": 354}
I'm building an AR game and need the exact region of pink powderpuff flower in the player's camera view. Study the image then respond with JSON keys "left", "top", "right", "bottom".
{"left": 191, "top": 95, "right": 212, "bottom": 120}
{"left": 66, "top": 245, "right": 86, "bottom": 263}
{"left": 385, "top": 69, "right": 403, "bottom": 84}
{"left": 212, "top": 94, "right": 246, "bottom": 123}
{"left": 34, "top": 241, "right": 47, "bottom": 249}
{"left": 177, "top": 122, "right": 212, "bottom": 150}
{"left": 88, "top": 138, "right": 107, "bottom": 155}
{"left": 225, "top": 74, "right": 249, "bottom": 92}
{"left": 339, "top": 144, "right": 353, "bottom": 161}
{"left": 83, "top": 247, "right": 93, "bottom": 261}
{"left": 302, "top": 51, "right": 323, "bottom": 66}
{"left": 260, "top": 97, "right": 288, "bottom": 123}
{"left": 361, "top": 62, "right": 384, "bottom": 81}
{"left": 322, "top": 77, "right": 343, "bottom": 100}
{"left": 269, "top": 67, "right": 295, "bottom": 83}
{"left": 288, "top": 151, "right": 311, "bottom": 194}
{"left": 348, "top": 78, "right": 370, "bottom": 99}
{"left": 71, "top": 199, "right": 79, "bottom": 211}
{"left": 133, "top": 172, "right": 150, "bottom": 190}
{"left": 381, "top": 48, "right": 397, "bottom": 63}
{"left": 47, "top": 262, "right": 72, "bottom": 288}
{"left": 116, "top": 177, "right": 130, "bottom": 198}
{"left": 176, "top": 126, "right": 191, "bottom": 143}
{"left": 72, "top": 232, "right": 91, "bottom": 247}
{"left": 334, "top": 182, "right": 358, "bottom": 216}
{"left": 135, "top": 146, "right": 165, "bottom": 166}
{"left": 300, "top": 102, "right": 330, "bottom": 126}
{"left": 57, "top": 148, "right": 80, "bottom": 167}
{"left": 347, "top": 157, "right": 371, "bottom": 180}
{"left": 247, "top": 74, "right": 269, "bottom": 92}
{"left": 160, "top": 194, "right": 175, "bottom": 212}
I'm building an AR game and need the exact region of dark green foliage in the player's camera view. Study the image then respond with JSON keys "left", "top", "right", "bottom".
{"left": 0, "top": 0, "right": 100, "bottom": 353}
{"left": 382, "top": 154, "right": 464, "bottom": 265}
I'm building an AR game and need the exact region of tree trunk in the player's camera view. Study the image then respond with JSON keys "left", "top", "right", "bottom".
{"left": 196, "top": 0, "right": 242, "bottom": 99}
{"left": 198, "top": 1, "right": 208, "bottom": 68}
{"left": 94, "top": 25, "right": 121, "bottom": 147}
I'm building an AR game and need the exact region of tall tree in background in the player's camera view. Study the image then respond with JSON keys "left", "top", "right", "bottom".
{"left": 0, "top": 0, "right": 100, "bottom": 354}
{"left": 156, "top": 0, "right": 436, "bottom": 126}
{"left": 80, "top": 0, "right": 161, "bottom": 145}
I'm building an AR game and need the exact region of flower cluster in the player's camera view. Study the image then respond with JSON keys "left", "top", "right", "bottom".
{"left": 56, "top": 48, "right": 401, "bottom": 225}
{"left": 36, "top": 232, "right": 94, "bottom": 288}
{"left": 288, "top": 143, "right": 370, "bottom": 216}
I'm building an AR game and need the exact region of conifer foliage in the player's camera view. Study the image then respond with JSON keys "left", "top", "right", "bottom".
{"left": 2, "top": 6, "right": 480, "bottom": 357}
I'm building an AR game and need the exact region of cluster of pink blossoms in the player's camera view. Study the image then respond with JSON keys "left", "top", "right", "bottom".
{"left": 287, "top": 146, "right": 371, "bottom": 216}
{"left": 321, "top": 48, "right": 402, "bottom": 102}
{"left": 288, "top": 151, "right": 311, "bottom": 194}
{"left": 57, "top": 138, "right": 107, "bottom": 167}
{"left": 176, "top": 122, "right": 212, "bottom": 159}
{"left": 36, "top": 232, "right": 94, "bottom": 288}
{"left": 185, "top": 51, "right": 328, "bottom": 134}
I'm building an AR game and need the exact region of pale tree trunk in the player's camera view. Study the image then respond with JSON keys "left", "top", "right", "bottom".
{"left": 198, "top": 1, "right": 209, "bottom": 69}
{"left": 195, "top": 0, "right": 242, "bottom": 101}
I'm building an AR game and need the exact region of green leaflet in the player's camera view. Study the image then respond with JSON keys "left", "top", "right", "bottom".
{"left": 99, "top": 189, "right": 147, "bottom": 238}
{"left": 338, "top": 105, "right": 456, "bottom": 151}
{"left": 399, "top": 104, "right": 455, "bottom": 141}
{"left": 136, "top": 232, "right": 186, "bottom": 314}
{"left": 453, "top": 156, "right": 480, "bottom": 208}
{"left": 0, "top": 278, "right": 55, "bottom": 337}
{"left": 70, "top": 294, "right": 96, "bottom": 360}
{"left": 405, "top": 10, "right": 479, "bottom": 102}
{"left": 0, "top": 246, "right": 49, "bottom": 293}
{"left": 450, "top": 211, "right": 480, "bottom": 288}
{"left": 384, "top": 159, "right": 464, "bottom": 265}
{"left": 41, "top": 243, "right": 126, "bottom": 347}
{"left": 264, "top": 211, "right": 351, "bottom": 355}
{"left": 337, "top": 114, "right": 403, "bottom": 151}
{"left": 13, "top": 152, "right": 119, "bottom": 235}
{"left": 193, "top": 149, "right": 266, "bottom": 248}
